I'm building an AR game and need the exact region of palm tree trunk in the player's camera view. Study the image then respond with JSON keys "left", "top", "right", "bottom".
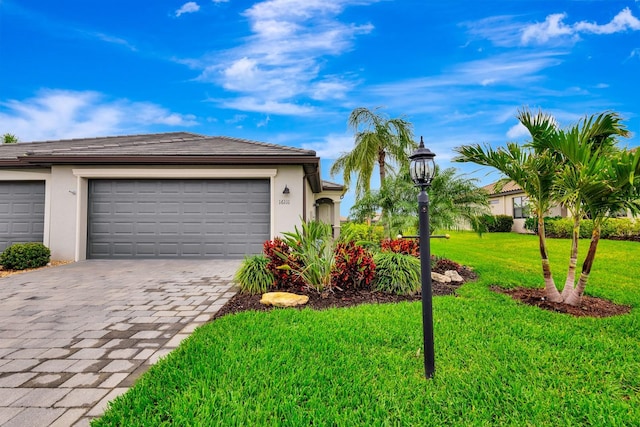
{"left": 538, "top": 216, "right": 563, "bottom": 302}
{"left": 564, "top": 226, "right": 601, "bottom": 306}
{"left": 378, "top": 149, "right": 387, "bottom": 234}
{"left": 561, "top": 216, "right": 580, "bottom": 299}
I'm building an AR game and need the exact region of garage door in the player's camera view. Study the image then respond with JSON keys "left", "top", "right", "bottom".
{"left": 0, "top": 181, "right": 45, "bottom": 251}
{"left": 87, "top": 179, "right": 270, "bottom": 259}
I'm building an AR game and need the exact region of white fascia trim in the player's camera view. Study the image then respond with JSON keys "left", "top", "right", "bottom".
{"left": 72, "top": 168, "right": 278, "bottom": 178}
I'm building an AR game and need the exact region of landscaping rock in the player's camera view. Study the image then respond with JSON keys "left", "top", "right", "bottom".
{"left": 444, "top": 270, "right": 464, "bottom": 282}
{"left": 260, "top": 292, "right": 309, "bottom": 307}
{"left": 431, "top": 272, "right": 451, "bottom": 283}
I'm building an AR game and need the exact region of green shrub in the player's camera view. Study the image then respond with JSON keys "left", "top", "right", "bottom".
{"left": 373, "top": 252, "right": 421, "bottom": 295}
{"left": 0, "top": 242, "right": 51, "bottom": 270}
{"left": 234, "top": 255, "right": 274, "bottom": 294}
{"left": 339, "top": 222, "right": 384, "bottom": 249}
{"left": 477, "top": 214, "right": 513, "bottom": 232}
{"left": 492, "top": 215, "right": 514, "bottom": 232}
{"left": 279, "top": 220, "right": 335, "bottom": 292}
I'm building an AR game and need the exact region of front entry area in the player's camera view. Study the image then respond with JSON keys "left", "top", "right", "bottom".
{"left": 87, "top": 179, "right": 270, "bottom": 259}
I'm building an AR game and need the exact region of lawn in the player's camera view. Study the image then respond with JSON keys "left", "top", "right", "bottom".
{"left": 93, "top": 232, "right": 640, "bottom": 426}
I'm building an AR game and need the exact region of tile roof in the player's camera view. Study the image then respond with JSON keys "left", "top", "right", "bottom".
{"left": 0, "top": 132, "right": 316, "bottom": 160}
{"left": 482, "top": 180, "right": 523, "bottom": 196}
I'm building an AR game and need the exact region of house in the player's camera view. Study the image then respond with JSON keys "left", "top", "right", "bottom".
{"left": 482, "top": 181, "right": 567, "bottom": 233}
{"left": 0, "top": 132, "right": 344, "bottom": 261}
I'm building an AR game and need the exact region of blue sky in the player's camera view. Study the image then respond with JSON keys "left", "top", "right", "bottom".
{"left": 1, "top": 0, "right": 639, "bottom": 216}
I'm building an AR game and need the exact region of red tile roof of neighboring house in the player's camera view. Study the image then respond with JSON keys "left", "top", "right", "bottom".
{"left": 482, "top": 180, "right": 523, "bottom": 196}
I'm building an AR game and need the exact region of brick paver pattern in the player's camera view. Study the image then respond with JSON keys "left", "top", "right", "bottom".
{"left": 0, "top": 260, "right": 240, "bottom": 426}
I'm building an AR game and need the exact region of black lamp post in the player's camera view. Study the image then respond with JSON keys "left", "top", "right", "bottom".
{"left": 409, "top": 136, "right": 436, "bottom": 379}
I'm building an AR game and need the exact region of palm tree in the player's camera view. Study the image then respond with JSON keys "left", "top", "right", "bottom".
{"left": 456, "top": 108, "right": 636, "bottom": 306}
{"left": 562, "top": 148, "right": 640, "bottom": 305}
{"left": 543, "top": 112, "right": 630, "bottom": 301}
{"left": 454, "top": 110, "right": 563, "bottom": 302}
{"left": 330, "top": 107, "right": 415, "bottom": 199}
{"left": 349, "top": 166, "right": 490, "bottom": 238}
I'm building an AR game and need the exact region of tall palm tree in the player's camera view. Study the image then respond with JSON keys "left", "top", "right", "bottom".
{"left": 454, "top": 110, "right": 563, "bottom": 302}
{"left": 330, "top": 107, "right": 415, "bottom": 199}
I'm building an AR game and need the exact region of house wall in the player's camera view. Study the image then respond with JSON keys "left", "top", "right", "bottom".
{"left": 489, "top": 191, "right": 569, "bottom": 234}
{"left": 1, "top": 164, "right": 313, "bottom": 261}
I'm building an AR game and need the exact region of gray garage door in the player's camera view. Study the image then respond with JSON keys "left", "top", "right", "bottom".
{"left": 87, "top": 179, "right": 270, "bottom": 259}
{"left": 0, "top": 181, "right": 45, "bottom": 251}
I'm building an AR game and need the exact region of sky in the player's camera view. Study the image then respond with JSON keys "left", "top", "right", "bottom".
{"left": 1, "top": 0, "right": 639, "bottom": 216}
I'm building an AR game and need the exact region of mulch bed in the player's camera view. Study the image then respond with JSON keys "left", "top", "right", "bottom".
{"left": 492, "top": 286, "right": 631, "bottom": 318}
{"left": 213, "top": 267, "right": 477, "bottom": 320}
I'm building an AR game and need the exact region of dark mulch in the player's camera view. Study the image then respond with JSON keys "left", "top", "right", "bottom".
{"left": 492, "top": 286, "right": 631, "bottom": 318}
{"left": 212, "top": 267, "right": 476, "bottom": 320}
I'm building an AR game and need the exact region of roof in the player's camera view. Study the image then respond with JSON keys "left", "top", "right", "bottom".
{"left": 0, "top": 132, "right": 322, "bottom": 191}
{"left": 482, "top": 180, "right": 524, "bottom": 196}
{"left": 321, "top": 180, "right": 345, "bottom": 192}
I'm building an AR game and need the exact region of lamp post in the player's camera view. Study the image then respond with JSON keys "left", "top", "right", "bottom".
{"left": 409, "top": 136, "right": 436, "bottom": 379}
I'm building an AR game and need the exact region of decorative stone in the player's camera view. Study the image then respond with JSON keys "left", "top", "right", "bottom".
{"left": 431, "top": 272, "right": 451, "bottom": 283}
{"left": 260, "top": 292, "right": 309, "bottom": 307}
{"left": 444, "top": 270, "right": 464, "bottom": 282}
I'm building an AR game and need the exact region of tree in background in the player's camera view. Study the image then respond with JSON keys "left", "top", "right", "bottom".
{"left": 2, "top": 133, "right": 19, "bottom": 144}
{"left": 349, "top": 165, "right": 489, "bottom": 238}
{"left": 330, "top": 107, "right": 415, "bottom": 200}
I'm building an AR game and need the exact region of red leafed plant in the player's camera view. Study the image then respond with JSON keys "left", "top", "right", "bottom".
{"left": 331, "top": 242, "right": 376, "bottom": 291}
{"left": 380, "top": 238, "right": 420, "bottom": 257}
{"left": 263, "top": 238, "right": 305, "bottom": 290}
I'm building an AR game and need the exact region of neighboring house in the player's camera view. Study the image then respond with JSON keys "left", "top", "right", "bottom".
{"left": 0, "top": 132, "right": 344, "bottom": 261}
{"left": 482, "top": 181, "right": 567, "bottom": 233}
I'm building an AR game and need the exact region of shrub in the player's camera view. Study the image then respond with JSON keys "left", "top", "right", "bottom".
{"left": 339, "top": 222, "right": 385, "bottom": 249}
{"left": 477, "top": 214, "right": 513, "bottom": 232}
{"left": 431, "top": 255, "right": 462, "bottom": 274}
{"left": 278, "top": 220, "right": 335, "bottom": 292}
{"left": 492, "top": 215, "right": 514, "bottom": 232}
{"left": 234, "top": 255, "right": 274, "bottom": 294}
{"left": 373, "top": 252, "right": 421, "bottom": 295}
{"left": 380, "top": 238, "right": 420, "bottom": 257}
{"left": 263, "top": 238, "right": 304, "bottom": 289}
{"left": 0, "top": 242, "right": 50, "bottom": 270}
{"left": 332, "top": 242, "right": 375, "bottom": 291}
{"left": 524, "top": 217, "right": 538, "bottom": 233}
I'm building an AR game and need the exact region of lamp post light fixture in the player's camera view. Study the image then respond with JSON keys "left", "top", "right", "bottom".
{"left": 409, "top": 136, "right": 437, "bottom": 379}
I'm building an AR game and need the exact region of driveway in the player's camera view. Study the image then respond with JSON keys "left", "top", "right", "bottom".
{"left": 0, "top": 259, "right": 240, "bottom": 427}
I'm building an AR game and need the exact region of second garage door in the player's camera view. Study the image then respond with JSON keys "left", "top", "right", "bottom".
{"left": 87, "top": 179, "right": 270, "bottom": 259}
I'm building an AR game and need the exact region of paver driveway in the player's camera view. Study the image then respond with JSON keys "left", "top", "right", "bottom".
{"left": 0, "top": 259, "right": 240, "bottom": 427}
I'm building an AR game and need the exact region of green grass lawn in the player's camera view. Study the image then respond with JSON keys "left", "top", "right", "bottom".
{"left": 94, "top": 232, "right": 640, "bottom": 426}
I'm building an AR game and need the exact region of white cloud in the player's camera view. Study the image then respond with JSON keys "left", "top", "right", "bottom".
{"left": 521, "top": 8, "right": 640, "bottom": 45}
{"left": 302, "top": 133, "right": 354, "bottom": 159}
{"left": 0, "top": 90, "right": 197, "bottom": 141}
{"left": 194, "top": 0, "right": 378, "bottom": 114}
{"left": 627, "top": 48, "right": 640, "bottom": 61}
{"left": 176, "top": 2, "right": 200, "bottom": 17}
{"left": 521, "top": 13, "right": 575, "bottom": 44}
{"left": 574, "top": 7, "right": 640, "bottom": 34}
{"left": 506, "top": 123, "right": 529, "bottom": 139}
{"left": 256, "top": 115, "right": 271, "bottom": 128}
